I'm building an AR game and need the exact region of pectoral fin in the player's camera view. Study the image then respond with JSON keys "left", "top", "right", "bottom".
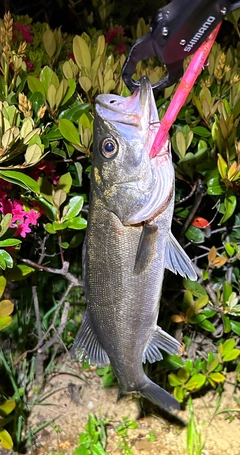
{"left": 71, "top": 310, "right": 110, "bottom": 367}
{"left": 165, "top": 232, "right": 197, "bottom": 281}
{"left": 134, "top": 223, "right": 158, "bottom": 275}
{"left": 143, "top": 326, "right": 181, "bottom": 364}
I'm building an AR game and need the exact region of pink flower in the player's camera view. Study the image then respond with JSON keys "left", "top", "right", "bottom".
{"left": 12, "top": 201, "right": 26, "bottom": 224}
{"left": 13, "top": 23, "right": 33, "bottom": 44}
{"left": 25, "top": 209, "right": 41, "bottom": 226}
{"left": 14, "top": 222, "right": 32, "bottom": 238}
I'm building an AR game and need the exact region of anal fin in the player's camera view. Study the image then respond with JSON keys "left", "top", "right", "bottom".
{"left": 143, "top": 326, "right": 181, "bottom": 364}
{"left": 71, "top": 310, "right": 110, "bottom": 367}
{"left": 165, "top": 232, "right": 197, "bottom": 281}
{"left": 134, "top": 223, "right": 158, "bottom": 275}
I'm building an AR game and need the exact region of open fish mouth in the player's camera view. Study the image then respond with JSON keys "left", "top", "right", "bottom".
{"left": 96, "top": 76, "right": 170, "bottom": 161}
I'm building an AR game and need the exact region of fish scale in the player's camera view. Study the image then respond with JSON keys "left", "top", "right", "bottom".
{"left": 72, "top": 76, "right": 197, "bottom": 411}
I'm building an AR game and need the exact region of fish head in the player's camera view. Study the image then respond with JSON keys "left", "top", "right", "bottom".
{"left": 93, "top": 76, "right": 174, "bottom": 223}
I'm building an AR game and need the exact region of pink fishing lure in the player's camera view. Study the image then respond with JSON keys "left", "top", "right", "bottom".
{"left": 150, "top": 23, "right": 221, "bottom": 159}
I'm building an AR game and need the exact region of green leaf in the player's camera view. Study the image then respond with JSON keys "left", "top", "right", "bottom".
{"left": 173, "top": 385, "right": 185, "bottom": 403}
{"left": 195, "top": 295, "right": 209, "bottom": 310}
{"left": 223, "top": 281, "right": 232, "bottom": 303}
{"left": 225, "top": 242, "right": 237, "bottom": 257}
{"left": 0, "top": 400, "right": 16, "bottom": 415}
{"left": 177, "top": 367, "right": 190, "bottom": 383}
{"left": 206, "top": 169, "right": 225, "bottom": 195}
{"left": 217, "top": 154, "right": 228, "bottom": 179}
{"left": 0, "top": 250, "right": 13, "bottom": 268}
{"left": 40, "top": 66, "right": 59, "bottom": 92}
{"left": 59, "top": 103, "right": 89, "bottom": 121}
{"left": 53, "top": 189, "right": 67, "bottom": 209}
{"left": 185, "top": 374, "right": 206, "bottom": 390}
{"left": 0, "top": 428, "right": 13, "bottom": 449}
{"left": 183, "top": 280, "right": 207, "bottom": 297}
{"left": 222, "top": 349, "right": 240, "bottom": 361}
{"left": 30, "top": 91, "right": 45, "bottom": 116}
{"left": 7, "top": 264, "right": 35, "bottom": 281}
{"left": 44, "top": 223, "right": 56, "bottom": 234}
{"left": 202, "top": 308, "right": 216, "bottom": 318}
{"left": 102, "top": 371, "right": 115, "bottom": 388}
{"left": 73, "top": 35, "right": 91, "bottom": 71}
{"left": 207, "top": 357, "right": 220, "bottom": 373}
{"left": 168, "top": 373, "right": 183, "bottom": 387}
{"left": 165, "top": 354, "right": 184, "bottom": 369}
{"left": 56, "top": 172, "right": 72, "bottom": 193}
{"left": 198, "top": 319, "right": 216, "bottom": 332}
{"left": 0, "top": 276, "right": 6, "bottom": 299}
{"left": 185, "top": 225, "right": 205, "bottom": 244}
{"left": 47, "top": 83, "right": 56, "bottom": 109}
{"left": 58, "top": 119, "right": 81, "bottom": 145}
{"left": 59, "top": 242, "right": 69, "bottom": 249}
{"left": 72, "top": 162, "right": 83, "bottom": 187}
{"left": 0, "top": 316, "right": 12, "bottom": 331}
{"left": 67, "top": 216, "right": 87, "bottom": 230}
{"left": 192, "top": 126, "right": 211, "bottom": 137}
{"left": 176, "top": 131, "right": 186, "bottom": 158}
{"left": 25, "top": 144, "right": 42, "bottom": 165}
{"left": 64, "top": 196, "right": 84, "bottom": 221}
{"left": 0, "top": 171, "right": 40, "bottom": 194}
{"left": 61, "top": 78, "right": 76, "bottom": 106}
{"left": 92, "top": 443, "right": 108, "bottom": 455}
{"left": 222, "top": 314, "right": 231, "bottom": 333}
{"left": 43, "top": 28, "right": 56, "bottom": 58}
{"left": 208, "top": 372, "right": 225, "bottom": 383}
{"left": 0, "top": 214, "right": 12, "bottom": 237}
{"left": 27, "top": 76, "right": 46, "bottom": 97}
{"left": 0, "top": 255, "right": 6, "bottom": 270}
{"left": 69, "top": 232, "right": 84, "bottom": 249}
{"left": 222, "top": 339, "right": 236, "bottom": 355}
{"left": 37, "top": 197, "right": 57, "bottom": 221}
{"left": 52, "top": 221, "right": 68, "bottom": 231}
{"left": 220, "top": 189, "right": 237, "bottom": 224}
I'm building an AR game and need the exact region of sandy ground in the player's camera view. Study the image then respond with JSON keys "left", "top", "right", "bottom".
{"left": 24, "top": 355, "right": 240, "bottom": 455}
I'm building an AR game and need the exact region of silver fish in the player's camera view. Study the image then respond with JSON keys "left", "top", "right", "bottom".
{"left": 72, "top": 76, "right": 197, "bottom": 411}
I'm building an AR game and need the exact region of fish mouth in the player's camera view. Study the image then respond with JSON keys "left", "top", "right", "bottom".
{"left": 96, "top": 77, "right": 170, "bottom": 159}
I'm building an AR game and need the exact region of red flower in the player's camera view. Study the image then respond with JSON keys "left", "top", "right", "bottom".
{"left": 23, "top": 57, "right": 34, "bottom": 72}
{"left": 106, "top": 26, "right": 125, "bottom": 44}
{"left": 114, "top": 43, "right": 126, "bottom": 55}
{"left": 13, "top": 23, "right": 33, "bottom": 44}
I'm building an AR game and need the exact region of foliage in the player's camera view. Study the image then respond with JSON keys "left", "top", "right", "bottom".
{"left": 0, "top": 4, "right": 239, "bottom": 452}
{"left": 73, "top": 414, "right": 108, "bottom": 455}
{"left": 116, "top": 418, "right": 138, "bottom": 455}
{"left": 186, "top": 397, "right": 205, "bottom": 455}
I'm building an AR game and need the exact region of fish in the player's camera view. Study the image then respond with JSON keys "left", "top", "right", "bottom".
{"left": 72, "top": 76, "right": 197, "bottom": 412}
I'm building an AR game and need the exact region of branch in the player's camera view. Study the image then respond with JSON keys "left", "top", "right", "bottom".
{"left": 17, "top": 257, "right": 83, "bottom": 288}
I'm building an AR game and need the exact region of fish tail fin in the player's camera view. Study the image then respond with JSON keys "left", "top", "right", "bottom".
{"left": 139, "top": 376, "right": 180, "bottom": 411}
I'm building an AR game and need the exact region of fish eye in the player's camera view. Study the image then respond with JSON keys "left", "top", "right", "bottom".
{"left": 101, "top": 137, "right": 118, "bottom": 159}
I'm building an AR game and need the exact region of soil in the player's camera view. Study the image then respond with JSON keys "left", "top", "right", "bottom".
{"left": 26, "top": 354, "right": 240, "bottom": 455}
